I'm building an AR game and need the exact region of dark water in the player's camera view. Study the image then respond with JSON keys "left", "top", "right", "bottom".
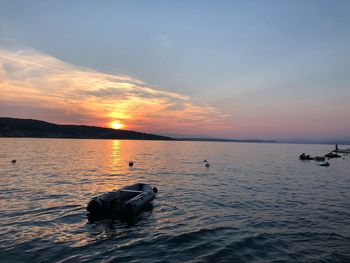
{"left": 0, "top": 138, "right": 349, "bottom": 262}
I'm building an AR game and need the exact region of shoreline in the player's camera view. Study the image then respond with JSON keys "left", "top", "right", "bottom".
{"left": 1, "top": 136, "right": 349, "bottom": 146}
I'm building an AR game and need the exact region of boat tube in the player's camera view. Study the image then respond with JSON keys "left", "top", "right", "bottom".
{"left": 87, "top": 183, "right": 157, "bottom": 221}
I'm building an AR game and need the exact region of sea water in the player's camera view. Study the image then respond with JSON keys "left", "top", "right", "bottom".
{"left": 0, "top": 138, "right": 349, "bottom": 262}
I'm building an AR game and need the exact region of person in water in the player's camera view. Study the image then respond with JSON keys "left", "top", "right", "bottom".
{"left": 335, "top": 144, "right": 339, "bottom": 151}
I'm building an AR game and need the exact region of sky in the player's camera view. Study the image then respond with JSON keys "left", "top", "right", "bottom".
{"left": 0, "top": 0, "right": 349, "bottom": 140}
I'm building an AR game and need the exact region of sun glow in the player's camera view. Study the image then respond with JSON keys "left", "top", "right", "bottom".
{"left": 109, "top": 121, "right": 124, "bottom": 130}
{"left": 0, "top": 47, "right": 230, "bottom": 137}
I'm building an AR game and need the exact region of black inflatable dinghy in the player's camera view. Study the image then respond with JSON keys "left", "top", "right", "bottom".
{"left": 87, "top": 183, "right": 157, "bottom": 221}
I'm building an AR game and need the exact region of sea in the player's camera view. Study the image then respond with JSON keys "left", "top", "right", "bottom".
{"left": 0, "top": 138, "right": 349, "bottom": 262}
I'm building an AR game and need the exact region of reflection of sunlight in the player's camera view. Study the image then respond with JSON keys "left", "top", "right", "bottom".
{"left": 111, "top": 140, "right": 121, "bottom": 171}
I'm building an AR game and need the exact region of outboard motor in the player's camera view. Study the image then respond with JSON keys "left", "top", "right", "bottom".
{"left": 87, "top": 191, "right": 123, "bottom": 220}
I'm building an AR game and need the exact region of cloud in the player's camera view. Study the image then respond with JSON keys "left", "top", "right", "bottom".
{"left": 0, "top": 46, "right": 230, "bottom": 135}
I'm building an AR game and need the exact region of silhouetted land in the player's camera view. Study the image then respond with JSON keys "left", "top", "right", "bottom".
{"left": 178, "top": 138, "right": 350, "bottom": 145}
{"left": 0, "top": 117, "right": 173, "bottom": 140}
{"left": 1, "top": 117, "right": 348, "bottom": 145}
{"left": 178, "top": 138, "right": 277, "bottom": 143}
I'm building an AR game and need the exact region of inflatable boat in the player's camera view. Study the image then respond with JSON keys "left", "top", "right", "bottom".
{"left": 87, "top": 183, "right": 158, "bottom": 221}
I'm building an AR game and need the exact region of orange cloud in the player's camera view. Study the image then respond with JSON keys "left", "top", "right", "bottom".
{"left": 0, "top": 47, "right": 231, "bottom": 135}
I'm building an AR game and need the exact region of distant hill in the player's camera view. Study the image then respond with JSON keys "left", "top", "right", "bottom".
{"left": 177, "top": 138, "right": 277, "bottom": 143}
{"left": 0, "top": 117, "right": 173, "bottom": 140}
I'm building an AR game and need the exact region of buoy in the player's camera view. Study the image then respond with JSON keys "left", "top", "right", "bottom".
{"left": 129, "top": 161, "right": 134, "bottom": 167}
{"left": 11, "top": 159, "right": 16, "bottom": 164}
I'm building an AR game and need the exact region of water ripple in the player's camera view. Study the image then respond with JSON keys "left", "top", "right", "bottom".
{"left": 0, "top": 139, "right": 349, "bottom": 262}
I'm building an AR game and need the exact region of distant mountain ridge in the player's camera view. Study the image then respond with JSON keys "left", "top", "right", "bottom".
{"left": 1, "top": 117, "right": 348, "bottom": 145}
{"left": 177, "top": 138, "right": 277, "bottom": 143}
{"left": 0, "top": 117, "right": 173, "bottom": 140}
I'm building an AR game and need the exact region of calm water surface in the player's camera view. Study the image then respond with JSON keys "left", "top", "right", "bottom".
{"left": 0, "top": 138, "right": 349, "bottom": 262}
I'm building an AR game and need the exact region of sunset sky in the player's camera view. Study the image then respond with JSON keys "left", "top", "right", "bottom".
{"left": 1, "top": 0, "right": 349, "bottom": 140}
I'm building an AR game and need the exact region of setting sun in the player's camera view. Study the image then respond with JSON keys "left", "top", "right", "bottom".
{"left": 109, "top": 121, "right": 124, "bottom": 130}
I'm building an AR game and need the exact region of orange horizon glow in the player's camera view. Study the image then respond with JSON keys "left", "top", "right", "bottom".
{"left": 0, "top": 47, "right": 232, "bottom": 137}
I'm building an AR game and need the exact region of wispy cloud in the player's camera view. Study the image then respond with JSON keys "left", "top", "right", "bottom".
{"left": 0, "top": 47, "right": 230, "bottom": 135}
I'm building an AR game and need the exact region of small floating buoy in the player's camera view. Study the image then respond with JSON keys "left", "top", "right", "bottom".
{"left": 129, "top": 161, "right": 134, "bottom": 167}
{"left": 11, "top": 159, "right": 16, "bottom": 164}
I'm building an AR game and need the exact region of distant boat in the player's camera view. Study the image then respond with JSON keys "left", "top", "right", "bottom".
{"left": 325, "top": 152, "right": 341, "bottom": 158}
{"left": 314, "top": 156, "right": 326, "bottom": 162}
{"left": 299, "top": 153, "right": 313, "bottom": 160}
{"left": 319, "top": 162, "right": 330, "bottom": 167}
{"left": 86, "top": 183, "right": 157, "bottom": 222}
{"left": 334, "top": 149, "right": 350, "bottom": 154}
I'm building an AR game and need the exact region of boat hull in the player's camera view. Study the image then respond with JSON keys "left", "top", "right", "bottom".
{"left": 87, "top": 183, "right": 157, "bottom": 222}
